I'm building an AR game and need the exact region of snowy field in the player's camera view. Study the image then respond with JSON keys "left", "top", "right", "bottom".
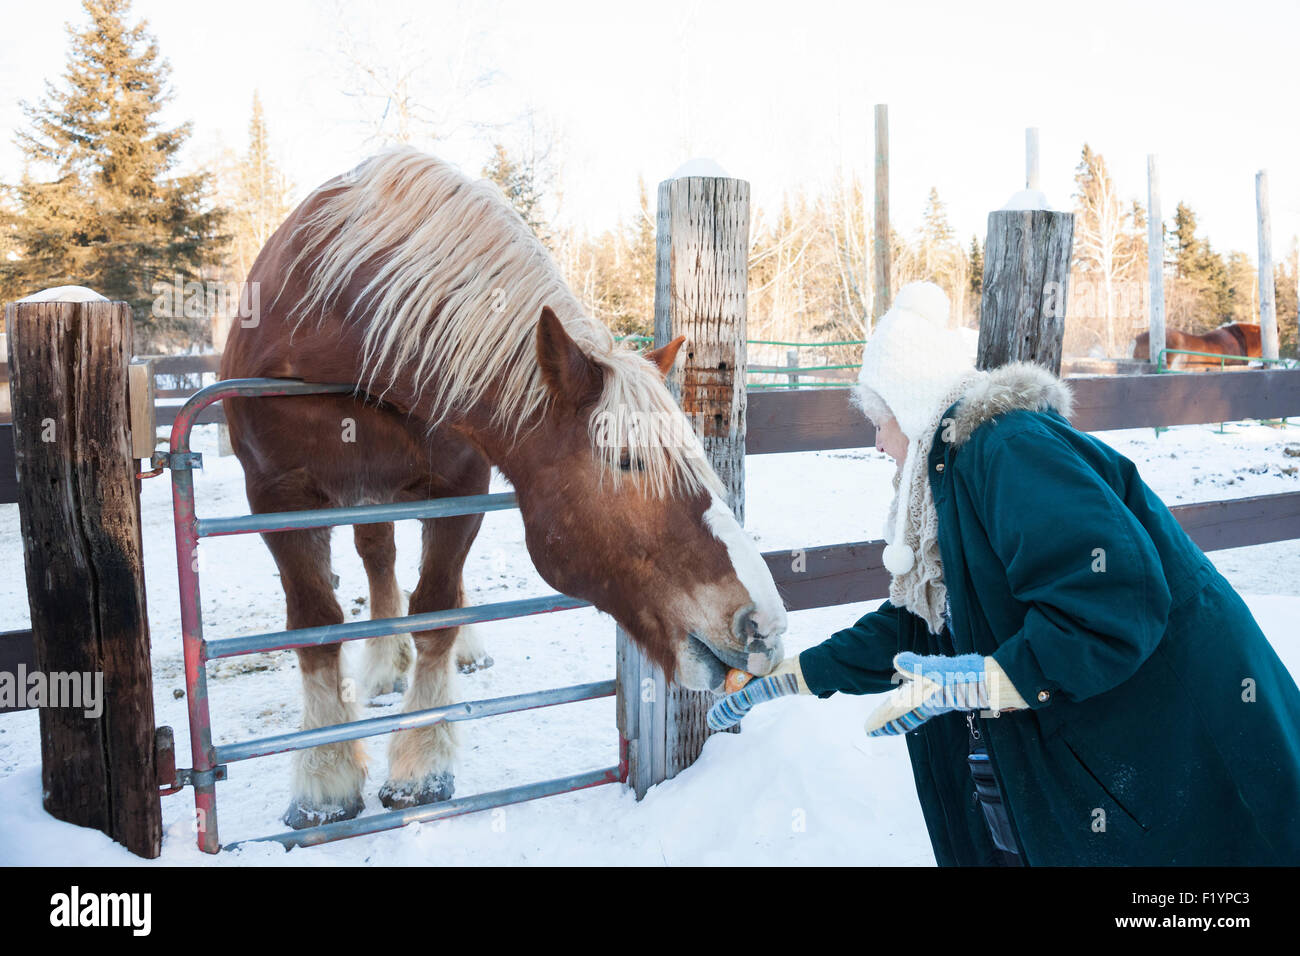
{"left": 1, "top": 416, "right": 1299, "bottom": 865}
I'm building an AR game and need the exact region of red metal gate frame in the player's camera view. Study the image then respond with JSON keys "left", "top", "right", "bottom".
{"left": 163, "top": 378, "right": 626, "bottom": 853}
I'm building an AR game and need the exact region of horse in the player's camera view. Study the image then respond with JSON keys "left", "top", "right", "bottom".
{"left": 1131, "top": 322, "right": 1262, "bottom": 370}
{"left": 220, "top": 148, "right": 787, "bottom": 828}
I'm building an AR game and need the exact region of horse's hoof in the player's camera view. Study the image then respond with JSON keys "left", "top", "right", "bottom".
{"left": 281, "top": 794, "right": 364, "bottom": 830}
{"left": 379, "top": 771, "right": 455, "bottom": 809}
{"left": 457, "top": 655, "right": 494, "bottom": 675}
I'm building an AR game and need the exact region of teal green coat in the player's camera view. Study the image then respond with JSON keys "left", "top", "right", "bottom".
{"left": 800, "top": 367, "right": 1300, "bottom": 866}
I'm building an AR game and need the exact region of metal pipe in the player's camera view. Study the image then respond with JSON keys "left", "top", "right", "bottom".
{"left": 225, "top": 766, "right": 622, "bottom": 851}
{"left": 197, "top": 492, "right": 519, "bottom": 538}
{"left": 215, "top": 680, "right": 616, "bottom": 763}
{"left": 204, "top": 593, "right": 591, "bottom": 659}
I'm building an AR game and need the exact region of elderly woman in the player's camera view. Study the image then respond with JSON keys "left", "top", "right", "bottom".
{"left": 711, "top": 282, "right": 1300, "bottom": 866}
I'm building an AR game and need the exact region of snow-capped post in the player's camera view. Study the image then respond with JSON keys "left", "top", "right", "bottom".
{"left": 5, "top": 296, "right": 161, "bottom": 858}
{"left": 873, "top": 104, "right": 891, "bottom": 325}
{"left": 617, "top": 161, "right": 750, "bottom": 797}
{"left": 1147, "top": 155, "right": 1167, "bottom": 368}
{"left": 1257, "top": 170, "right": 1279, "bottom": 361}
{"left": 976, "top": 189, "right": 1074, "bottom": 373}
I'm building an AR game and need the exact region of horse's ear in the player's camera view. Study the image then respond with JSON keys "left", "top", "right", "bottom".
{"left": 536, "top": 306, "right": 603, "bottom": 408}
{"left": 644, "top": 335, "right": 686, "bottom": 379}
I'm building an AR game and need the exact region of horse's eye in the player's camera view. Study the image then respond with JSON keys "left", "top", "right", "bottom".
{"left": 618, "top": 451, "right": 634, "bottom": 472}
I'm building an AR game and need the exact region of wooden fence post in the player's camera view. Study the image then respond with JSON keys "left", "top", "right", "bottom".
{"left": 1147, "top": 155, "right": 1167, "bottom": 368}
{"left": 1025, "top": 127, "right": 1041, "bottom": 191}
{"left": 5, "top": 300, "right": 161, "bottom": 858}
{"left": 617, "top": 173, "right": 750, "bottom": 796}
{"left": 1257, "top": 170, "right": 1279, "bottom": 361}
{"left": 872, "top": 104, "right": 891, "bottom": 326}
{"left": 977, "top": 205, "right": 1074, "bottom": 373}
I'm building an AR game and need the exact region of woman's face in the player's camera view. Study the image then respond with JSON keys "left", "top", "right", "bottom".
{"left": 875, "top": 415, "right": 909, "bottom": 470}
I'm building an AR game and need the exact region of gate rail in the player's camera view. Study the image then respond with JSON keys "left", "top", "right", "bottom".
{"left": 165, "top": 378, "right": 624, "bottom": 853}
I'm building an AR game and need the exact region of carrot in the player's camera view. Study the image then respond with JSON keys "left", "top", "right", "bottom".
{"left": 724, "top": 668, "right": 754, "bottom": 694}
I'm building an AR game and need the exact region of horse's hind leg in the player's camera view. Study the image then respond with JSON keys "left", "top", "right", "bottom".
{"left": 353, "top": 522, "right": 414, "bottom": 698}
{"left": 380, "top": 513, "right": 481, "bottom": 809}
{"left": 455, "top": 621, "right": 492, "bottom": 674}
{"left": 257, "top": 522, "right": 368, "bottom": 829}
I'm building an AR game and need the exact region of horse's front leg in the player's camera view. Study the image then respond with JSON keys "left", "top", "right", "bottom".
{"left": 261, "top": 525, "right": 368, "bottom": 829}
{"left": 380, "top": 514, "right": 481, "bottom": 809}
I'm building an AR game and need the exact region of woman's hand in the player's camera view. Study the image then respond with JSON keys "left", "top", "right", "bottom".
{"left": 706, "top": 657, "right": 809, "bottom": 730}
{"left": 864, "top": 652, "right": 1027, "bottom": 736}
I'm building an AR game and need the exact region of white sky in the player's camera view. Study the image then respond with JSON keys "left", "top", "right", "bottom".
{"left": 2, "top": 0, "right": 1297, "bottom": 259}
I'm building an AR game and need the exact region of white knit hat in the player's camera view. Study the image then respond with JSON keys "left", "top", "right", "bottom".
{"left": 852, "top": 282, "right": 977, "bottom": 575}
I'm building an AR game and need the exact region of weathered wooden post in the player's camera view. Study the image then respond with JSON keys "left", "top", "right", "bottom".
{"left": 1257, "top": 170, "right": 1279, "bottom": 361}
{"left": 872, "top": 104, "right": 891, "bottom": 326}
{"left": 786, "top": 347, "right": 799, "bottom": 387}
{"left": 1147, "top": 155, "right": 1167, "bottom": 368}
{"left": 977, "top": 199, "right": 1074, "bottom": 373}
{"left": 6, "top": 299, "right": 161, "bottom": 858}
{"left": 617, "top": 171, "right": 750, "bottom": 796}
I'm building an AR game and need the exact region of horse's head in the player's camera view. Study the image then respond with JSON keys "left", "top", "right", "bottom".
{"left": 507, "top": 307, "right": 787, "bottom": 693}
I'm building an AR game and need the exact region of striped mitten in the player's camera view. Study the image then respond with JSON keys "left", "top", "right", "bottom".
{"left": 707, "top": 659, "right": 807, "bottom": 730}
{"left": 865, "top": 652, "right": 994, "bottom": 736}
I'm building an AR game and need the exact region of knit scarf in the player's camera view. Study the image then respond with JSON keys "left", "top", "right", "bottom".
{"left": 883, "top": 369, "right": 986, "bottom": 634}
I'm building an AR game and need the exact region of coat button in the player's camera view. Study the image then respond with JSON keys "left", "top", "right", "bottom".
{"left": 1037, "top": 690, "right": 1051, "bottom": 703}
{"left": 935, "top": 462, "right": 945, "bottom": 473}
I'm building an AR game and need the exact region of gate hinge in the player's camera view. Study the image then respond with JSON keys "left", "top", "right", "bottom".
{"left": 156, "top": 725, "right": 227, "bottom": 794}
{"left": 138, "top": 450, "right": 203, "bottom": 479}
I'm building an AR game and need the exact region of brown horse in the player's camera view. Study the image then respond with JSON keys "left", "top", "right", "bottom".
{"left": 220, "top": 149, "right": 787, "bottom": 829}
{"left": 1132, "top": 323, "right": 1262, "bottom": 370}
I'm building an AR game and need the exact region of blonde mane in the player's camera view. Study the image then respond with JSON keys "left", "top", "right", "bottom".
{"left": 285, "top": 147, "right": 722, "bottom": 500}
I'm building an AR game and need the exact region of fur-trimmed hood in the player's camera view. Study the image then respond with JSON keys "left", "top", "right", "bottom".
{"left": 945, "top": 361, "right": 1074, "bottom": 447}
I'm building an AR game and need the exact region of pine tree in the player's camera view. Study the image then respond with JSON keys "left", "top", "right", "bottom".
{"left": 482, "top": 143, "right": 550, "bottom": 246}
{"left": 222, "top": 92, "right": 294, "bottom": 281}
{"left": 1, "top": 0, "right": 221, "bottom": 347}
{"left": 1169, "top": 202, "right": 1232, "bottom": 327}
{"left": 1171, "top": 203, "right": 1202, "bottom": 279}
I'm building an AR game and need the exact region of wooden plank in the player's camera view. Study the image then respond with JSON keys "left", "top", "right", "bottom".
{"left": 140, "top": 353, "right": 222, "bottom": 376}
{"left": 872, "top": 104, "right": 890, "bottom": 323}
{"left": 1069, "top": 369, "right": 1300, "bottom": 431}
{"left": 1146, "top": 155, "right": 1166, "bottom": 368}
{"left": 1174, "top": 490, "right": 1300, "bottom": 552}
{"left": 7, "top": 300, "right": 162, "bottom": 858}
{"left": 763, "top": 540, "right": 890, "bottom": 612}
{"left": 128, "top": 361, "right": 157, "bottom": 460}
{"left": 745, "top": 371, "right": 1300, "bottom": 455}
{"left": 757, "top": 491, "right": 1300, "bottom": 613}
{"left": 1257, "top": 171, "right": 1279, "bottom": 361}
{"left": 155, "top": 402, "right": 225, "bottom": 426}
{"left": 747, "top": 387, "right": 874, "bottom": 455}
{"left": 0, "top": 629, "right": 36, "bottom": 714}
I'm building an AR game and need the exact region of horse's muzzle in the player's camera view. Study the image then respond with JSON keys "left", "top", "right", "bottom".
{"left": 735, "top": 608, "right": 785, "bottom": 675}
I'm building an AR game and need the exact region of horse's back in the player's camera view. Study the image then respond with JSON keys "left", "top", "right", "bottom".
{"left": 219, "top": 190, "right": 489, "bottom": 509}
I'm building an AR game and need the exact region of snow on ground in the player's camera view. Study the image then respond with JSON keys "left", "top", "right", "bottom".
{"left": 1, "top": 417, "right": 1298, "bottom": 865}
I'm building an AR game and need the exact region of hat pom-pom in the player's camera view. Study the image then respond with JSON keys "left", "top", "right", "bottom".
{"left": 891, "top": 281, "right": 950, "bottom": 327}
{"left": 882, "top": 542, "right": 915, "bottom": 575}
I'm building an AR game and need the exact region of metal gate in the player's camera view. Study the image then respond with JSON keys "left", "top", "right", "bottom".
{"left": 159, "top": 379, "right": 625, "bottom": 852}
